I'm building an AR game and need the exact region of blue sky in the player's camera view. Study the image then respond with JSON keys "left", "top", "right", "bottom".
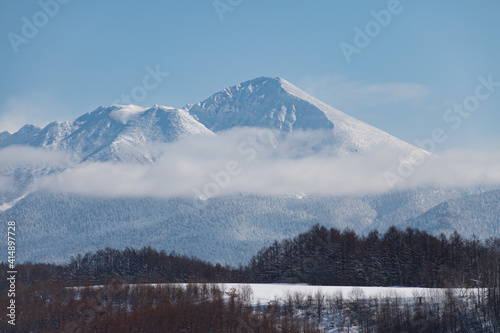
{"left": 1, "top": 0, "right": 499, "bottom": 152}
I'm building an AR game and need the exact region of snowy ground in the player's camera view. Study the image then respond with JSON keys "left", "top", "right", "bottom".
{"left": 76, "top": 282, "right": 467, "bottom": 303}
{"left": 218, "top": 283, "right": 454, "bottom": 305}
{"left": 72, "top": 283, "right": 485, "bottom": 332}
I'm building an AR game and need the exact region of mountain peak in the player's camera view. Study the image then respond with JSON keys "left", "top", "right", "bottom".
{"left": 109, "top": 105, "right": 148, "bottom": 124}
{"left": 188, "top": 76, "right": 332, "bottom": 132}
{"left": 1, "top": 76, "right": 427, "bottom": 161}
{"left": 188, "top": 76, "right": 428, "bottom": 156}
{"left": 232, "top": 76, "right": 294, "bottom": 94}
{"left": 0, "top": 131, "right": 11, "bottom": 145}
{"left": 0, "top": 124, "right": 41, "bottom": 148}
{"left": 1, "top": 104, "right": 214, "bottom": 163}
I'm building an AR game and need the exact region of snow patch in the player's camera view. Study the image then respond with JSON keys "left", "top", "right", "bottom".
{"left": 0, "top": 194, "right": 27, "bottom": 212}
{"left": 110, "top": 105, "right": 148, "bottom": 124}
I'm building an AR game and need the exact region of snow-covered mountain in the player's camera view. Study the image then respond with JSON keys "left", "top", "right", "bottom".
{"left": 406, "top": 189, "right": 500, "bottom": 237}
{"left": 0, "top": 124, "right": 41, "bottom": 147}
{"left": 0, "top": 131, "right": 11, "bottom": 143}
{"left": 0, "top": 77, "right": 430, "bottom": 207}
{"left": 189, "top": 77, "right": 425, "bottom": 157}
{"left": 1, "top": 77, "right": 426, "bottom": 162}
{"left": 1, "top": 105, "right": 214, "bottom": 164}
{"left": 0, "top": 104, "right": 216, "bottom": 206}
{"left": 0, "top": 76, "right": 498, "bottom": 265}
{"left": 0, "top": 187, "right": 489, "bottom": 265}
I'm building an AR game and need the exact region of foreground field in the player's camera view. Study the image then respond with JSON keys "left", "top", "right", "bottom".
{"left": 223, "top": 283, "right": 451, "bottom": 304}
{"left": 56, "top": 282, "right": 497, "bottom": 333}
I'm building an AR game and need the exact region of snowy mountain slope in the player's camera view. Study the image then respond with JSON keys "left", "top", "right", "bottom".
{"left": 1, "top": 77, "right": 427, "bottom": 163}
{"left": 82, "top": 105, "right": 216, "bottom": 163}
{"left": 0, "top": 131, "right": 10, "bottom": 144}
{"left": 0, "top": 124, "right": 41, "bottom": 148}
{"left": 0, "top": 105, "right": 216, "bottom": 206}
{"left": 189, "top": 77, "right": 429, "bottom": 157}
{"left": 0, "top": 76, "right": 497, "bottom": 266}
{"left": 2, "top": 105, "right": 214, "bottom": 164}
{"left": 405, "top": 189, "right": 500, "bottom": 237}
{"left": 0, "top": 76, "right": 433, "bottom": 208}
{"left": 363, "top": 187, "right": 488, "bottom": 233}
{"left": 0, "top": 187, "right": 490, "bottom": 265}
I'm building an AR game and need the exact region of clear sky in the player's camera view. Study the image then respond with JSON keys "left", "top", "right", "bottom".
{"left": 1, "top": 0, "right": 499, "bottom": 152}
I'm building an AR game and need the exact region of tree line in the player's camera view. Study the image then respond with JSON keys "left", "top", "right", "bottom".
{"left": 2, "top": 225, "right": 500, "bottom": 289}
{"left": 245, "top": 225, "right": 500, "bottom": 288}
{"left": 0, "top": 247, "right": 237, "bottom": 290}
{"left": 1, "top": 281, "right": 499, "bottom": 332}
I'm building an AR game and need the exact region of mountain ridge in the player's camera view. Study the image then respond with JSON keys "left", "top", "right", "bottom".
{"left": 188, "top": 77, "right": 426, "bottom": 157}
{"left": 1, "top": 77, "right": 427, "bottom": 163}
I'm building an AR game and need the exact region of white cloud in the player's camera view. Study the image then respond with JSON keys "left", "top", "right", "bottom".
{"left": 401, "top": 148, "right": 500, "bottom": 189}
{"left": 298, "top": 75, "right": 430, "bottom": 110}
{"left": 0, "top": 146, "right": 67, "bottom": 166}
{"left": 0, "top": 146, "right": 67, "bottom": 194}
{"left": 29, "top": 129, "right": 500, "bottom": 199}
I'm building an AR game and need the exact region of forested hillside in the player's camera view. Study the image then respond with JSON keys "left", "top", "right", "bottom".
{"left": 246, "top": 225, "right": 500, "bottom": 288}
{"left": 3, "top": 187, "right": 494, "bottom": 265}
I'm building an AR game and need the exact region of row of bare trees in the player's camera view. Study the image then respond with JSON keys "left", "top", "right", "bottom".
{"left": 1, "top": 281, "right": 499, "bottom": 332}
{"left": 0, "top": 282, "right": 322, "bottom": 333}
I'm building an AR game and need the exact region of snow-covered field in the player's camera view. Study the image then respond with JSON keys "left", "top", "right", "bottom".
{"left": 216, "top": 283, "right": 456, "bottom": 305}
{"left": 71, "top": 283, "right": 489, "bottom": 332}
{"left": 76, "top": 282, "right": 454, "bottom": 301}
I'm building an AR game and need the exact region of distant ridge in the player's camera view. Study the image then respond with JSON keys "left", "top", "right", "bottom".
{"left": 1, "top": 77, "right": 428, "bottom": 163}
